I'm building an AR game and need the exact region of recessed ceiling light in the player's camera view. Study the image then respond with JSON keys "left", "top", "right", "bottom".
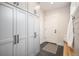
{"left": 50, "top": 2, "right": 54, "bottom": 4}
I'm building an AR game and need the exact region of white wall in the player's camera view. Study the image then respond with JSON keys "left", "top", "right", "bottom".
{"left": 39, "top": 10, "right": 45, "bottom": 44}
{"left": 44, "top": 6, "right": 70, "bottom": 46}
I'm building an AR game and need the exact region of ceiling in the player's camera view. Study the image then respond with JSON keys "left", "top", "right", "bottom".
{"left": 40, "top": 2, "right": 70, "bottom": 12}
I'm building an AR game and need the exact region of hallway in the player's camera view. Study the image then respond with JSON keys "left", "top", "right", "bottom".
{"left": 0, "top": 2, "right": 79, "bottom": 56}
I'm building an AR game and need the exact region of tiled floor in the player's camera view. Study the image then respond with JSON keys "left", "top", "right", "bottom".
{"left": 37, "top": 42, "right": 63, "bottom": 56}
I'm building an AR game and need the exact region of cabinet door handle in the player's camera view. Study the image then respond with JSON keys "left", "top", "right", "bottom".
{"left": 13, "top": 35, "right": 17, "bottom": 44}
{"left": 16, "top": 2, "right": 19, "bottom": 6}
{"left": 13, "top": 2, "right": 19, "bottom": 6}
{"left": 34, "top": 32, "right": 37, "bottom": 38}
{"left": 17, "top": 34, "right": 19, "bottom": 43}
{"left": 13, "top": 2, "right": 17, "bottom": 5}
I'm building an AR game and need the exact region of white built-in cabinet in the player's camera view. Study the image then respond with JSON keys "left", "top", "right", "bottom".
{"left": 0, "top": 2, "right": 40, "bottom": 56}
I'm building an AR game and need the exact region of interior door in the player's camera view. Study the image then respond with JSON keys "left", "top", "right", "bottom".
{"left": 14, "top": 8, "right": 27, "bottom": 56}
{"left": 34, "top": 16, "right": 40, "bottom": 55}
{"left": 0, "top": 3, "right": 14, "bottom": 56}
{"left": 27, "top": 13, "right": 35, "bottom": 56}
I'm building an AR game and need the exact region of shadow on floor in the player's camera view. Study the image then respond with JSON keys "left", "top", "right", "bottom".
{"left": 37, "top": 42, "right": 63, "bottom": 56}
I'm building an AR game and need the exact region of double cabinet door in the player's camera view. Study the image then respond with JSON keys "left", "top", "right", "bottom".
{"left": 13, "top": 7, "right": 27, "bottom": 56}
{"left": 0, "top": 3, "right": 27, "bottom": 56}
{"left": 28, "top": 13, "right": 40, "bottom": 56}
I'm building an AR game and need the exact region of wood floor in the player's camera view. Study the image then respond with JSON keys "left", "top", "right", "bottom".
{"left": 37, "top": 42, "right": 63, "bottom": 56}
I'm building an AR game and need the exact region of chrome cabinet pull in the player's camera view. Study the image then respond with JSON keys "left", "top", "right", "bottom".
{"left": 17, "top": 34, "right": 19, "bottom": 43}
{"left": 13, "top": 2, "right": 17, "bottom": 6}
{"left": 13, "top": 2, "right": 19, "bottom": 6}
{"left": 13, "top": 2, "right": 17, "bottom": 4}
{"left": 13, "top": 35, "right": 17, "bottom": 44}
{"left": 13, "top": 34, "right": 19, "bottom": 44}
{"left": 16, "top": 2, "right": 19, "bottom": 6}
{"left": 34, "top": 32, "right": 37, "bottom": 38}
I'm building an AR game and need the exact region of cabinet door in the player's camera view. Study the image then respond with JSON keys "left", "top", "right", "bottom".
{"left": 0, "top": 3, "right": 14, "bottom": 56}
{"left": 7, "top": 2, "right": 27, "bottom": 11}
{"left": 17, "top": 2, "right": 27, "bottom": 11}
{"left": 34, "top": 16, "right": 40, "bottom": 55}
{"left": 14, "top": 8, "right": 27, "bottom": 56}
{"left": 27, "top": 13, "right": 35, "bottom": 56}
{"left": 27, "top": 2, "right": 40, "bottom": 16}
{"left": 28, "top": 2, "right": 36, "bottom": 14}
